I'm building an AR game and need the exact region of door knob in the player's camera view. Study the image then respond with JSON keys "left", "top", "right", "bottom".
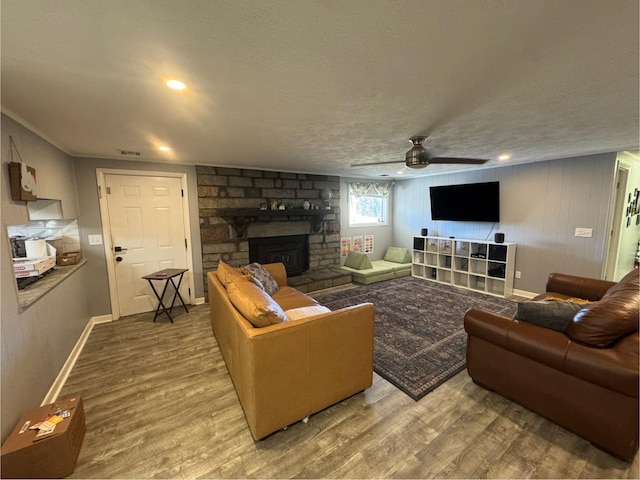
{"left": 114, "top": 246, "right": 127, "bottom": 252}
{"left": 115, "top": 256, "right": 123, "bottom": 262}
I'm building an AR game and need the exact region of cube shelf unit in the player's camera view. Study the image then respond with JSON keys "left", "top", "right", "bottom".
{"left": 412, "top": 236, "right": 516, "bottom": 298}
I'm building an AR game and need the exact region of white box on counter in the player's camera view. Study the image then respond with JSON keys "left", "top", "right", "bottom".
{"left": 13, "top": 256, "right": 56, "bottom": 276}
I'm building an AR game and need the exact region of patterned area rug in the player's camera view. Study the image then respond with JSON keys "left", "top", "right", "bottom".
{"left": 314, "top": 276, "right": 516, "bottom": 401}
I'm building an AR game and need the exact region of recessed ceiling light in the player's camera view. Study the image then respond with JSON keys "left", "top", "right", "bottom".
{"left": 498, "top": 153, "right": 511, "bottom": 161}
{"left": 159, "top": 146, "right": 171, "bottom": 152}
{"left": 166, "top": 79, "right": 186, "bottom": 90}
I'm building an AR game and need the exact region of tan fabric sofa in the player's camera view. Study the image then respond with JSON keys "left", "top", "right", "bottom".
{"left": 208, "top": 262, "right": 375, "bottom": 440}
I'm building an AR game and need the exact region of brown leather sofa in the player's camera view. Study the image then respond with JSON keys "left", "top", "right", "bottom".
{"left": 464, "top": 269, "right": 639, "bottom": 460}
{"left": 208, "top": 261, "right": 375, "bottom": 440}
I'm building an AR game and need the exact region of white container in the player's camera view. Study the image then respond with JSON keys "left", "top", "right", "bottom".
{"left": 24, "top": 239, "right": 47, "bottom": 258}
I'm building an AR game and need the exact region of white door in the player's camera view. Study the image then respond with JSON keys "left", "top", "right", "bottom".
{"left": 105, "top": 174, "right": 189, "bottom": 316}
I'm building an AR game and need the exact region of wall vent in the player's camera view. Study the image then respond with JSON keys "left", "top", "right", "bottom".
{"left": 118, "top": 149, "right": 142, "bottom": 157}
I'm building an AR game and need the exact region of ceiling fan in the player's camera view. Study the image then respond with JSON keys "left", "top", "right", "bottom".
{"left": 351, "top": 136, "right": 488, "bottom": 169}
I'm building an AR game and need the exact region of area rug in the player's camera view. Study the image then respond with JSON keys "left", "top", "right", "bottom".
{"left": 314, "top": 276, "right": 516, "bottom": 401}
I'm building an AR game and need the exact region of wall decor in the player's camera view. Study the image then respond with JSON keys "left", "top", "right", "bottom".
{"left": 352, "top": 236, "right": 364, "bottom": 253}
{"left": 624, "top": 187, "right": 640, "bottom": 228}
{"left": 8, "top": 136, "right": 37, "bottom": 202}
{"left": 341, "top": 237, "right": 351, "bottom": 257}
{"left": 364, "top": 234, "right": 374, "bottom": 253}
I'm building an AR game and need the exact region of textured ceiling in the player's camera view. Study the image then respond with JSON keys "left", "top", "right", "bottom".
{"left": 1, "top": 0, "right": 638, "bottom": 179}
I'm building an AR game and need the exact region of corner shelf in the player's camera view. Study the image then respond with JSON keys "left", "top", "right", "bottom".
{"left": 217, "top": 208, "right": 328, "bottom": 237}
{"left": 412, "top": 235, "right": 516, "bottom": 298}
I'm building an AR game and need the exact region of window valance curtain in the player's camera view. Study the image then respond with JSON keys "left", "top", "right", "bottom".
{"left": 348, "top": 182, "right": 392, "bottom": 198}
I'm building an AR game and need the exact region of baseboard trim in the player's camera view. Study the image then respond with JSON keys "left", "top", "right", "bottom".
{"left": 41, "top": 314, "right": 113, "bottom": 406}
{"left": 194, "top": 296, "right": 205, "bottom": 305}
{"left": 513, "top": 288, "right": 537, "bottom": 299}
{"left": 92, "top": 314, "right": 113, "bottom": 324}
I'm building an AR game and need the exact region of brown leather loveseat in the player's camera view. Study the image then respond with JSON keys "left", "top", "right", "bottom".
{"left": 464, "top": 269, "right": 639, "bottom": 460}
{"left": 208, "top": 261, "right": 375, "bottom": 440}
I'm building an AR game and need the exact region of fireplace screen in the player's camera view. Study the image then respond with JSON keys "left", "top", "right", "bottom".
{"left": 248, "top": 234, "right": 309, "bottom": 276}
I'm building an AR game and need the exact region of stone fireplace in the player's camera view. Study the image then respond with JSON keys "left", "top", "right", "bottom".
{"left": 197, "top": 166, "right": 341, "bottom": 292}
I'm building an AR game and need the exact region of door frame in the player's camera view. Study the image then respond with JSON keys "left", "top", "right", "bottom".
{"left": 604, "top": 164, "right": 628, "bottom": 281}
{"left": 603, "top": 151, "right": 640, "bottom": 281}
{"left": 96, "top": 168, "right": 195, "bottom": 320}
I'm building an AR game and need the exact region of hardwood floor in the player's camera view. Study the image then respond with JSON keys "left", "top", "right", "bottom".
{"left": 60, "top": 304, "right": 639, "bottom": 479}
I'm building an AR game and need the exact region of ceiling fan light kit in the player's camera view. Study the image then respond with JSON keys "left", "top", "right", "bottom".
{"left": 350, "top": 136, "right": 488, "bottom": 170}
{"left": 405, "top": 136, "right": 429, "bottom": 169}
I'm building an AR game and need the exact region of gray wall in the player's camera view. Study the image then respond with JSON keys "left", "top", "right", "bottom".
{"left": 73, "top": 157, "right": 205, "bottom": 316}
{"left": 1, "top": 114, "right": 92, "bottom": 441}
{"left": 393, "top": 153, "right": 617, "bottom": 294}
{"left": 339, "top": 178, "right": 394, "bottom": 262}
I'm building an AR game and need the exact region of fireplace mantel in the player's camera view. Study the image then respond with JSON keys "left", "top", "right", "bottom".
{"left": 218, "top": 208, "right": 328, "bottom": 237}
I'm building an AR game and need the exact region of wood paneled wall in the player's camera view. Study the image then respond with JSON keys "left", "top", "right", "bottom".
{"left": 393, "top": 153, "right": 617, "bottom": 294}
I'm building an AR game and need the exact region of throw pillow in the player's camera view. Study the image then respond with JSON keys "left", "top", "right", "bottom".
{"left": 514, "top": 300, "right": 584, "bottom": 332}
{"left": 565, "top": 269, "right": 639, "bottom": 347}
{"left": 285, "top": 305, "right": 331, "bottom": 321}
{"left": 344, "top": 252, "right": 372, "bottom": 270}
{"left": 216, "top": 260, "right": 243, "bottom": 287}
{"left": 243, "top": 273, "right": 265, "bottom": 290}
{"left": 383, "top": 247, "right": 411, "bottom": 264}
{"left": 226, "top": 275, "right": 287, "bottom": 327}
{"left": 243, "top": 262, "right": 279, "bottom": 295}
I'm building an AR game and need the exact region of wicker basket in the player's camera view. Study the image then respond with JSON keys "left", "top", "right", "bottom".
{"left": 57, "top": 251, "right": 82, "bottom": 266}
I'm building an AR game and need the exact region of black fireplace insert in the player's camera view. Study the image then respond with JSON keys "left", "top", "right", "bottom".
{"left": 248, "top": 234, "right": 309, "bottom": 276}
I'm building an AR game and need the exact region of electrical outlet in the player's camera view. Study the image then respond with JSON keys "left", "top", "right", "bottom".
{"left": 575, "top": 227, "right": 593, "bottom": 238}
{"left": 515, "top": 271, "right": 521, "bottom": 279}
{"left": 88, "top": 234, "right": 103, "bottom": 246}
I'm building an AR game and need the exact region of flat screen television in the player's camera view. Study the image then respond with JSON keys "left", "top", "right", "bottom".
{"left": 429, "top": 181, "right": 500, "bottom": 222}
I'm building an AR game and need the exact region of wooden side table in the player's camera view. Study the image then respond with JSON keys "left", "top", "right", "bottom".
{"left": 142, "top": 268, "right": 189, "bottom": 322}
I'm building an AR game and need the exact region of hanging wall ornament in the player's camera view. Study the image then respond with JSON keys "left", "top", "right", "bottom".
{"left": 7, "top": 135, "right": 37, "bottom": 202}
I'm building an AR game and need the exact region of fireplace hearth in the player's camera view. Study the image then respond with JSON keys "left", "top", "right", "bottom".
{"left": 248, "top": 234, "right": 309, "bottom": 276}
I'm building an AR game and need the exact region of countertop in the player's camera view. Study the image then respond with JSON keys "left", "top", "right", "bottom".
{"left": 17, "top": 259, "right": 87, "bottom": 311}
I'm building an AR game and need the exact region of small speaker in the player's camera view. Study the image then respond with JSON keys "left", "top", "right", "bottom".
{"left": 494, "top": 233, "right": 505, "bottom": 243}
{"left": 421, "top": 228, "right": 428, "bottom": 236}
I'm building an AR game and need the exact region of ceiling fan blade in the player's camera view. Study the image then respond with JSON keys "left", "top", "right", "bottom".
{"left": 429, "top": 157, "right": 488, "bottom": 165}
{"left": 350, "top": 160, "right": 406, "bottom": 167}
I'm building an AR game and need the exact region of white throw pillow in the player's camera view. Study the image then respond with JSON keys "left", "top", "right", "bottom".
{"left": 285, "top": 305, "right": 331, "bottom": 321}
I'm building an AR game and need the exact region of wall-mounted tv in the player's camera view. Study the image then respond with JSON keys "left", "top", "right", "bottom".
{"left": 429, "top": 181, "right": 500, "bottom": 222}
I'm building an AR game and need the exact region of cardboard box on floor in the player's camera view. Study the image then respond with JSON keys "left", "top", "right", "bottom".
{"left": 1, "top": 396, "right": 85, "bottom": 479}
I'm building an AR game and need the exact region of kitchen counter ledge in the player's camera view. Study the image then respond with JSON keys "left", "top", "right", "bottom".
{"left": 17, "top": 259, "right": 88, "bottom": 311}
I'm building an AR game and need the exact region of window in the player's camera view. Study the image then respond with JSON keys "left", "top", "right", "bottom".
{"left": 348, "top": 182, "right": 390, "bottom": 227}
